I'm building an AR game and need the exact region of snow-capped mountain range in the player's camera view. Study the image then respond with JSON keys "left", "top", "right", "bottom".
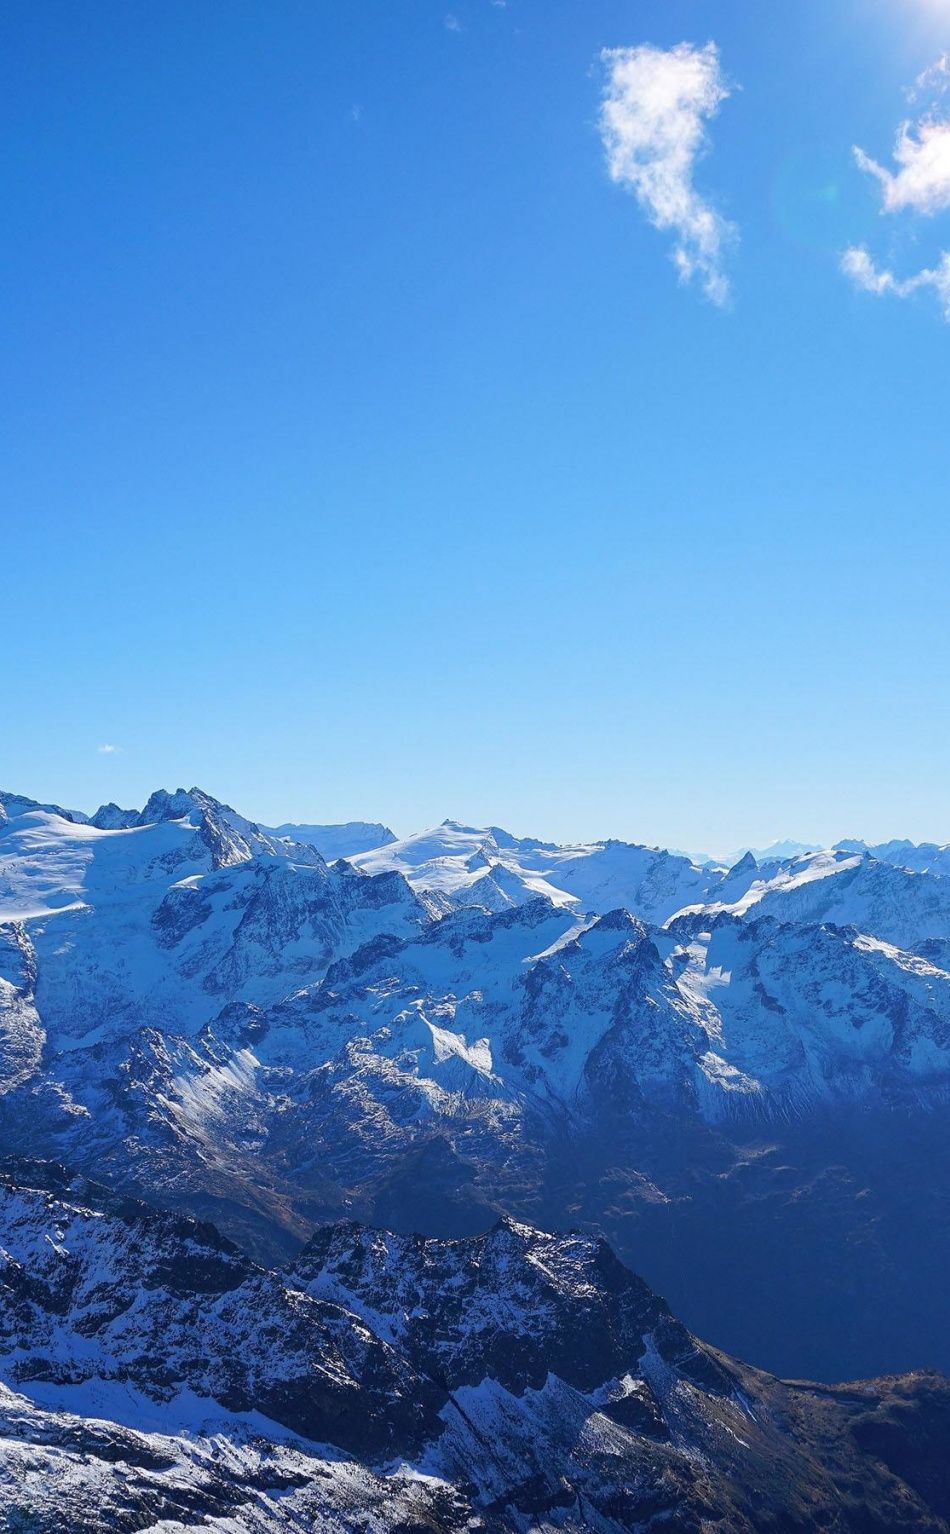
{"left": 2, "top": 784, "right": 950, "bottom": 1385}
{"left": 3, "top": 1158, "right": 949, "bottom": 1533}
{"left": 349, "top": 818, "right": 718, "bottom": 919}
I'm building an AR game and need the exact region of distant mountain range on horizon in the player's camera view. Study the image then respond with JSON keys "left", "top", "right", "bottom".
{"left": 5, "top": 783, "right": 945, "bottom": 877}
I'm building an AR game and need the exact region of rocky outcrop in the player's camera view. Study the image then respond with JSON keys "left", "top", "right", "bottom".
{"left": 1, "top": 1162, "right": 949, "bottom": 1533}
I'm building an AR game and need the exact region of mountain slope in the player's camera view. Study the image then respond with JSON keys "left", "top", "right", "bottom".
{"left": 2, "top": 1160, "right": 949, "bottom": 1534}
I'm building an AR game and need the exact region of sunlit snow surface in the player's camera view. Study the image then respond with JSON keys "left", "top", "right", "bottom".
{"left": 352, "top": 818, "right": 717, "bottom": 920}
{"left": 3, "top": 795, "right": 950, "bottom": 1183}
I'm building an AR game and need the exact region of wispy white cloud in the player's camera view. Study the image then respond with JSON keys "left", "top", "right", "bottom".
{"left": 841, "top": 245, "right": 950, "bottom": 319}
{"left": 855, "top": 121, "right": 950, "bottom": 217}
{"left": 844, "top": 58, "right": 950, "bottom": 320}
{"left": 97, "top": 743, "right": 121, "bottom": 755}
{"left": 840, "top": 246, "right": 897, "bottom": 296}
{"left": 599, "top": 41, "right": 735, "bottom": 306}
{"left": 910, "top": 53, "right": 950, "bottom": 106}
{"left": 854, "top": 58, "right": 950, "bottom": 217}
{"left": 444, "top": 12, "right": 462, "bottom": 32}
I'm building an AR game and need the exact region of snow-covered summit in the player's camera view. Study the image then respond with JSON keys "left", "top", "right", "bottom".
{"left": 0, "top": 789, "right": 89, "bottom": 824}
{"left": 88, "top": 800, "right": 139, "bottom": 829}
{"left": 265, "top": 819, "right": 397, "bottom": 859}
{"left": 681, "top": 845, "right": 950, "bottom": 951}
{"left": 352, "top": 820, "right": 719, "bottom": 922}
{"left": 0, "top": 787, "right": 431, "bottom": 1046}
{"left": 838, "top": 836, "right": 950, "bottom": 877}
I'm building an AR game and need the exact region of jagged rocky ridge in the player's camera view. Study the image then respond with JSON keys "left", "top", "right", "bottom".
{"left": 2, "top": 787, "right": 950, "bottom": 1380}
{"left": 2, "top": 1159, "right": 950, "bottom": 1533}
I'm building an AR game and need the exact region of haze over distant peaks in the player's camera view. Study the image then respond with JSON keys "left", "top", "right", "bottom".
{"left": 265, "top": 820, "right": 397, "bottom": 860}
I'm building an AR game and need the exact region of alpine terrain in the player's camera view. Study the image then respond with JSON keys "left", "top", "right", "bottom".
{"left": 1, "top": 785, "right": 949, "bottom": 1529}
{"left": 2, "top": 1158, "right": 950, "bottom": 1533}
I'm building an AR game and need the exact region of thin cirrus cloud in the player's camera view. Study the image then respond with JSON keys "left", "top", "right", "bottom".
{"left": 599, "top": 41, "right": 736, "bottom": 306}
{"left": 840, "top": 246, "right": 950, "bottom": 317}
{"left": 97, "top": 744, "right": 121, "bottom": 755}
{"left": 910, "top": 53, "right": 950, "bottom": 107}
{"left": 842, "top": 55, "right": 950, "bottom": 320}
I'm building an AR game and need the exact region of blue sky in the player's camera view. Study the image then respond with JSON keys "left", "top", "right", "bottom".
{"left": 3, "top": 0, "right": 950, "bottom": 854}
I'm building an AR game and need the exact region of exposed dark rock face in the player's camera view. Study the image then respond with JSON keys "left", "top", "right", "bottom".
{"left": 291, "top": 1217, "right": 734, "bottom": 1399}
{"left": 0, "top": 1164, "right": 443, "bottom": 1462}
{"left": 1, "top": 1161, "right": 950, "bottom": 1532}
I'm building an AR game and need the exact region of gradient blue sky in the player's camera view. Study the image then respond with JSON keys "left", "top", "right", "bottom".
{"left": 3, "top": 0, "right": 950, "bottom": 854}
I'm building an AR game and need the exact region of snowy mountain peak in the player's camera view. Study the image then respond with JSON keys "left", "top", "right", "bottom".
{"left": 352, "top": 821, "right": 723, "bottom": 922}
{"left": 589, "top": 905, "right": 648, "bottom": 935}
{"left": 128, "top": 786, "right": 329, "bottom": 870}
{"left": 0, "top": 789, "right": 87, "bottom": 825}
{"left": 88, "top": 800, "right": 139, "bottom": 829}
{"left": 136, "top": 785, "right": 209, "bottom": 824}
{"left": 728, "top": 850, "right": 757, "bottom": 876}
